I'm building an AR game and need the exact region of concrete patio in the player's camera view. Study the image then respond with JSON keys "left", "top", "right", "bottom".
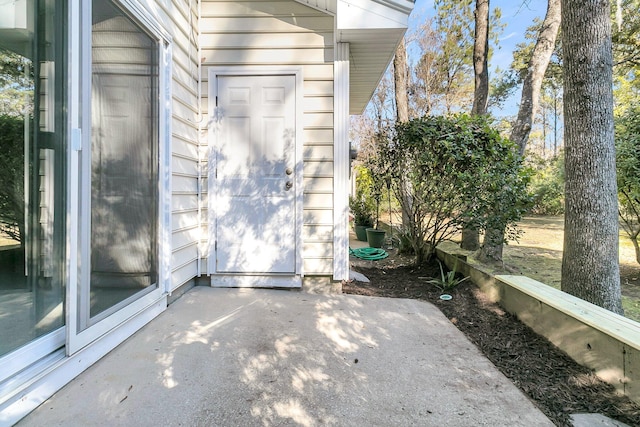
{"left": 16, "top": 286, "right": 553, "bottom": 426}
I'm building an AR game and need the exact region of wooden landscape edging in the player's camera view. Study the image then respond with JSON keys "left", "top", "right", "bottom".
{"left": 435, "top": 246, "right": 640, "bottom": 405}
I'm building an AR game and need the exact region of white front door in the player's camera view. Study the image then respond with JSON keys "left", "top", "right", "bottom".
{"left": 211, "top": 74, "right": 298, "bottom": 282}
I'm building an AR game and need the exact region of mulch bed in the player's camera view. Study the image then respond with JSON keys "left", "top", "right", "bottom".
{"left": 344, "top": 256, "right": 640, "bottom": 427}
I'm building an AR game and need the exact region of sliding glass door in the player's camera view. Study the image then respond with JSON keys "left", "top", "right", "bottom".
{"left": 68, "top": 0, "right": 169, "bottom": 353}
{"left": 0, "top": 0, "right": 170, "bottom": 369}
{"left": 85, "top": 0, "right": 159, "bottom": 324}
{"left": 0, "top": 0, "right": 67, "bottom": 378}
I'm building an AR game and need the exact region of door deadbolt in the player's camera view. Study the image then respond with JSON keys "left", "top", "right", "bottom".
{"left": 285, "top": 167, "right": 293, "bottom": 176}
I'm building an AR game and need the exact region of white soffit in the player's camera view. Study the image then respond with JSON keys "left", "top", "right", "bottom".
{"left": 293, "top": 0, "right": 413, "bottom": 113}
{"left": 341, "top": 27, "right": 406, "bottom": 113}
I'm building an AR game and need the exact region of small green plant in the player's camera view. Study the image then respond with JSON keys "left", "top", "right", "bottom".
{"left": 393, "top": 226, "right": 415, "bottom": 255}
{"left": 425, "top": 261, "right": 469, "bottom": 292}
{"left": 350, "top": 165, "right": 376, "bottom": 227}
{"left": 349, "top": 195, "right": 374, "bottom": 227}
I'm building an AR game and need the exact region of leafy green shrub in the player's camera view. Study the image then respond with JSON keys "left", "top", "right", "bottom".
{"left": 381, "top": 114, "right": 530, "bottom": 264}
{"left": 527, "top": 153, "right": 565, "bottom": 215}
{"left": 350, "top": 165, "right": 375, "bottom": 227}
{"left": 349, "top": 195, "right": 374, "bottom": 227}
{"left": 616, "top": 106, "right": 640, "bottom": 265}
{"left": 0, "top": 115, "right": 25, "bottom": 243}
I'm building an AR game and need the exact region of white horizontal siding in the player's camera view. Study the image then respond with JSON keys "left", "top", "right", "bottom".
{"left": 201, "top": 0, "right": 333, "bottom": 16}
{"left": 173, "top": 174, "right": 198, "bottom": 193}
{"left": 172, "top": 210, "right": 199, "bottom": 234}
{"left": 133, "top": 1, "right": 200, "bottom": 291}
{"left": 171, "top": 135, "right": 199, "bottom": 160}
{"left": 303, "top": 208, "right": 333, "bottom": 224}
{"left": 303, "top": 242, "right": 333, "bottom": 257}
{"left": 172, "top": 260, "right": 199, "bottom": 287}
{"left": 304, "top": 160, "right": 333, "bottom": 177}
{"left": 305, "top": 96, "right": 333, "bottom": 112}
{"left": 303, "top": 193, "right": 333, "bottom": 209}
{"left": 172, "top": 226, "right": 200, "bottom": 249}
{"left": 303, "top": 224, "right": 333, "bottom": 240}
{"left": 172, "top": 155, "right": 198, "bottom": 176}
{"left": 303, "top": 145, "right": 333, "bottom": 161}
{"left": 303, "top": 177, "right": 333, "bottom": 192}
{"left": 303, "top": 258, "right": 333, "bottom": 274}
{"left": 304, "top": 80, "right": 333, "bottom": 96}
{"left": 200, "top": 32, "right": 332, "bottom": 49}
{"left": 304, "top": 112, "right": 334, "bottom": 128}
{"left": 201, "top": 0, "right": 335, "bottom": 277}
{"left": 304, "top": 128, "right": 333, "bottom": 144}
{"left": 201, "top": 48, "right": 333, "bottom": 65}
{"left": 171, "top": 194, "right": 199, "bottom": 212}
{"left": 201, "top": 16, "right": 334, "bottom": 33}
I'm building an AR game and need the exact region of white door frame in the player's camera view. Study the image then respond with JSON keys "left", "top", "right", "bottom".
{"left": 66, "top": 0, "right": 172, "bottom": 355}
{"left": 208, "top": 67, "right": 304, "bottom": 287}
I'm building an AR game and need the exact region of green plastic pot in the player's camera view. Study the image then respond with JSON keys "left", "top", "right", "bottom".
{"left": 366, "top": 228, "right": 386, "bottom": 248}
{"left": 354, "top": 225, "right": 369, "bottom": 241}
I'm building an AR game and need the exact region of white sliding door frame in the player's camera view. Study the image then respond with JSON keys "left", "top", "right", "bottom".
{"left": 66, "top": 0, "right": 172, "bottom": 355}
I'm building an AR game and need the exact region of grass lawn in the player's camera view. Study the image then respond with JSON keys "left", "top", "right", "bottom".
{"left": 453, "top": 216, "right": 640, "bottom": 322}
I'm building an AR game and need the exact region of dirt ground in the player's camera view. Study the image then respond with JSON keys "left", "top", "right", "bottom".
{"left": 345, "top": 251, "right": 640, "bottom": 426}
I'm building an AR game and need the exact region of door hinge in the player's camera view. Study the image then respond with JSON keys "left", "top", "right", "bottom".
{"left": 215, "top": 96, "right": 218, "bottom": 107}
{"left": 215, "top": 241, "right": 217, "bottom": 251}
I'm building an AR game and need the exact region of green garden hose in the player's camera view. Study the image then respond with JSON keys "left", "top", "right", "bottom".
{"left": 349, "top": 247, "right": 389, "bottom": 260}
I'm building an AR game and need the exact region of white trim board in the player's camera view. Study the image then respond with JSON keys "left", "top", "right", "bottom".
{"left": 333, "top": 42, "right": 349, "bottom": 281}
{"left": 211, "top": 275, "right": 302, "bottom": 288}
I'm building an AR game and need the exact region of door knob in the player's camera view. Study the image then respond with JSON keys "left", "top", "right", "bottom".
{"left": 285, "top": 181, "right": 293, "bottom": 190}
{"left": 285, "top": 167, "right": 293, "bottom": 176}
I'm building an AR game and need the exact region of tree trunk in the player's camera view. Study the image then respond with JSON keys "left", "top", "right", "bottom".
{"left": 471, "top": 0, "right": 489, "bottom": 116}
{"left": 632, "top": 236, "right": 640, "bottom": 266}
{"left": 461, "top": 0, "right": 490, "bottom": 251}
{"left": 460, "top": 226, "right": 480, "bottom": 251}
{"left": 394, "top": 38, "right": 409, "bottom": 124}
{"left": 477, "top": 227, "right": 504, "bottom": 264}
{"left": 393, "top": 38, "right": 412, "bottom": 230}
{"left": 560, "top": 0, "right": 623, "bottom": 314}
{"left": 479, "top": 0, "right": 561, "bottom": 261}
{"left": 511, "top": 0, "right": 561, "bottom": 156}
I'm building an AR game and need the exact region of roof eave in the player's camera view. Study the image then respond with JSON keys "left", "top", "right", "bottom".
{"left": 335, "top": 0, "right": 413, "bottom": 114}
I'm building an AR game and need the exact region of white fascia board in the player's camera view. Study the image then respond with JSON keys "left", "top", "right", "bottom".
{"left": 336, "top": 0, "right": 412, "bottom": 31}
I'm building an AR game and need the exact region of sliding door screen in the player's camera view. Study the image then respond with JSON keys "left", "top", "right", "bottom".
{"left": 86, "top": 0, "right": 159, "bottom": 322}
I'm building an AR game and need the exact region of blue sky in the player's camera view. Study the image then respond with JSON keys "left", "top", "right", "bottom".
{"left": 405, "top": 0, "right": 548, "bottom": 116}
{"left": 408, "top": 0, "right": 546, "bottom": 71}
